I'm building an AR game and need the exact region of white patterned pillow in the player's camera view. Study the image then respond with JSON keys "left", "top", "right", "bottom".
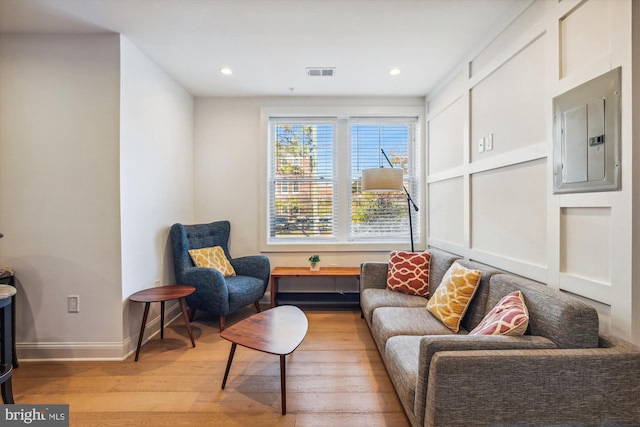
{"left": 188, "top": 246, "right": 236, "bottom": 277}
{"left": 470, "top": 291, "right": 529, "bottom": 336}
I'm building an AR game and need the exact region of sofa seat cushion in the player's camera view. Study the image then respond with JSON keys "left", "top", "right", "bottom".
{"left": 371, "top": 307, "right": 456, "bottom": 353}
{"left": 361, "top": 288, "right": 427, "bottom": 326}
{"left": 384, "top": 335, "right": 422, "bottom": 427}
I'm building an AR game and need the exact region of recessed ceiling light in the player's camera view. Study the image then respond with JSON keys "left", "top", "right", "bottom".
{"left": 389, "top": 68, "right": 401, "bottom": 76}
{"left": 220, "top": 67, "right": 233, "bottom": 75}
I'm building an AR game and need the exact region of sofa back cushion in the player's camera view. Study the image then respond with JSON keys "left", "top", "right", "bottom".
{"left": 456, "top": 260, "right": 503, "bottom": 332}
{"left": 427, "top": 248, "right": 462, "bottom": 294}
{"left": 487, "top": 274, "right": 599, "bottom": 348}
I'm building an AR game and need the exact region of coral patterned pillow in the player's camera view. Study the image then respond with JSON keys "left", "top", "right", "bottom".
{"left": 188, "top": 246, "right": 236, "bottom": 277}
{"left": 386, "top": 251, "right": 431, "bottom": 297}
{"left": 426, "top": 262, "right": 482, "bottom": 332}
{"left": 470, "top": 291, "right": 529, "bottom": 336}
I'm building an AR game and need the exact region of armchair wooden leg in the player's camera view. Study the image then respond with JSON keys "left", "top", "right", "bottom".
{"left": 219, "top": 316, "right": 226, "bottom": 332}
{"left": 187, "top": 307, "right": 196, "bottom": 322}
{"left": 254, "top": 301, "right": 261, "bottom": 313}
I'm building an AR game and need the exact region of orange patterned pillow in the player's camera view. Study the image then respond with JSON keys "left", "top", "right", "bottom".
{"left": 386, "top": 251, "right": 431, "bottom": 297}
{"left": 188, "top": 246, "right": 236, "bottom": 277}
{"left": 470, "top": 291, "right": 529, "bottom": 336}
{"left": 426, "top": 262, "right": 481, "bottom": 332}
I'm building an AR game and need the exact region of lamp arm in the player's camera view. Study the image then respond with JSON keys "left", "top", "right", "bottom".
{"left": 380, "top": 148, "right": 419, "bottom": 212}
{"left": 405, "top": 189, "right": 419, "bottom": 212}
{"left": 380, "top": 148, "right": 394, "bottom": 168}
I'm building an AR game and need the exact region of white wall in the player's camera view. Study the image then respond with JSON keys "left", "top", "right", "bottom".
{"left": 194, "top": 97, "right": 424, "bottom": 268}
{"left": 119, "top": 37, "right": 194, "bottom": 352}
{"left": 0, "top": 34, "right": 195, "bottom": 360}
{"left": 426, "top": 0, "right": 639, "bottom": 344}
{"left": 0, "top": 34, "right": 124, "bottom": 358}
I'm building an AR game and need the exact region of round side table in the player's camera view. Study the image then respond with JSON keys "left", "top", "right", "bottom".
{"left": 129, "top": 285, "right": 196, "bottom": 361}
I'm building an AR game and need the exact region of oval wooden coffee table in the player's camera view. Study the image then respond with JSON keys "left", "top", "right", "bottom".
{"left": 220, "top": 305, "right": 308, "bottom": 415}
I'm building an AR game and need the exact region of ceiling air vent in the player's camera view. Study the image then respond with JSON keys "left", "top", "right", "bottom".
{"left": 306, "top": 67, "right": 335, "bottom": 77}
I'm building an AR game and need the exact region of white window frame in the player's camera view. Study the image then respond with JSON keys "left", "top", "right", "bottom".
{"left": 259, "top": 105, "right": 425, "bottom": 252}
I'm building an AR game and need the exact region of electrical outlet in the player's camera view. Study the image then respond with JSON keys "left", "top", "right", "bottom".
{"left": 68, "top": 295, "right": 80, "bottom": 313}
{"left": 154, "top": 280, "right": 160, "bottom": 286}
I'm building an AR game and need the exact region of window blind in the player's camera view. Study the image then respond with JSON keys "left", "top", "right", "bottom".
{"left": 350, "top": 118, "right": 419, "bottom": 241}
{"left": 268, "top": 119, "right": 336, "bottom": 239}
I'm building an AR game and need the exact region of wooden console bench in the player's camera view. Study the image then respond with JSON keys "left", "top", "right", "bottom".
{"left": 270, "top": 266, "right": 361, "bottom": 308}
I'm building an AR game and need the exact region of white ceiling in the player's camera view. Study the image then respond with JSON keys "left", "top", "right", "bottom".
{"left": 0, "top": 0, "right": 530, "bottom": 97}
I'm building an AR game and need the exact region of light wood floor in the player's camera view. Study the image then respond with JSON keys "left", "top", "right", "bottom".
{"left": 11, "top": 306, "right": 410, "bottom": 427}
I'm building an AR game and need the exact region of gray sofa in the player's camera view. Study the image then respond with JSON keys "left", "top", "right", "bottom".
{"left": 360, "top": 248, "right": 640, "bottom": 427}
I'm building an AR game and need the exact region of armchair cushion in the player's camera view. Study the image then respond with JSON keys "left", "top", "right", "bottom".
{"left": 188, "top": 246, "right": 236, "bottom": 277}
{"left": 230, "top": 255, "right": 271, "bottom": 284}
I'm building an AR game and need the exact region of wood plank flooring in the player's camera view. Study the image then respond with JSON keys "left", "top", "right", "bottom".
{"left": 11, "top": 306, "right": 410, "bottom": 427}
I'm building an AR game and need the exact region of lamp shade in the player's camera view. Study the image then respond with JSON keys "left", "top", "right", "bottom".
{"left": 362, "top": 167, "right": 403, "bottom": 191}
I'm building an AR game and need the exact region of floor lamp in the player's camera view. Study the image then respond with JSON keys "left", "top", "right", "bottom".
{"left": 361, "top": 149, "right": 419, "bottom": 252}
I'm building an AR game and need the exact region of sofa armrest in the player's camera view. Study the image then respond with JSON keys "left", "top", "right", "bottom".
{"left": 423, "top": 335, "right": 640, "bottom": 427}
{"left": 413, "top": 335, "right": 557, "bottom": 426}
{"left": 360, "top": 262, "right": 389, "bottom": 292}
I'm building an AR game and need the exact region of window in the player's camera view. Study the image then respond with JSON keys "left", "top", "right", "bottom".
{"left": 268, "top": 119, "right": 334, "bottom": 238}
{"left": 350, "top": 118, "right": 419, "bottom": 241}
{"left": 266, "top": 112, "right": 421, "bottom": 250}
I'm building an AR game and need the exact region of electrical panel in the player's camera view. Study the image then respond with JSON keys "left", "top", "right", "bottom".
{"left": 553, "top": 67, "right": 621, "bottom": 194}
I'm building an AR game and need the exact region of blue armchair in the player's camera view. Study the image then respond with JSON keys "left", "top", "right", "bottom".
{"left": 170, "top": 221, "right": 270, "bottom": 331}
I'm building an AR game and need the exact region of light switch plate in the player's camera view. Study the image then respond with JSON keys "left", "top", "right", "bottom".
{"left": 478, "top": 137, "right": 485, "bottom": 152}
{"left": 486, "top": 133, "right": 493, "bottom": 151}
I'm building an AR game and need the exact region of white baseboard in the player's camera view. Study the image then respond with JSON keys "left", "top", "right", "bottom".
{"left": 17, "top": 304, "right": 183, "bottom": 361}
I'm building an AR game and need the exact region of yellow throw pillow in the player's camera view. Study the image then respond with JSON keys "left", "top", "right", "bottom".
{"left": 426, "top": 262, "right": 481, "bottom": 332}
{"left": 188, "top": 246, "right": 236, "bottom": 277}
